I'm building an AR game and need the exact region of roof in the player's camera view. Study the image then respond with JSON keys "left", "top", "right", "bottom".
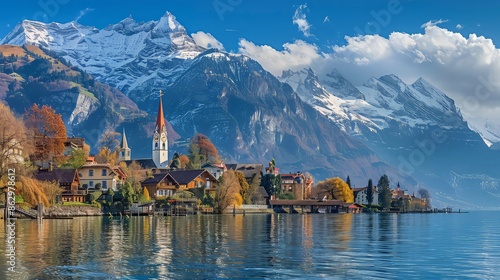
{"left": 269, "top": 200, "right": 347, "bottom": 206}
{"left": 123, "top": 159, "right": 157, "bottom": 169}
{"left": 65, "top": 137, "right": 85, "bottom": 148}
{"left": 35, "top": 169, "right": 78, "bottom": 185}
{"left": 121, "top": 128, "right": 129, "bottom": 150}
{"left": 156, "top": 94, "right": 166, "bottom": 132}
{"left": 352, "top": 187, "right": 367, "bottom": 192}
{"left": 141, "top": 169, "right": 217, "bottom": 186}
{"left": 258, "top": 186, "right": 269, "bottom": 198}
{"left": 169, "top": 169, "right": 215, "bottom": 185}
{"left": 201, "top": 162, "right": 226, "bottom": 170}
{"left": 228, "top": 164, "right": 263, "bottom": 179}
{"left": 142, "top": 173, "right": 169, "bottom": 185}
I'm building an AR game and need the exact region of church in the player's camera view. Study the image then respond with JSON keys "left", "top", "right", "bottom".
{"left": 120, "top": 91, "right": 169, "bottom": 169}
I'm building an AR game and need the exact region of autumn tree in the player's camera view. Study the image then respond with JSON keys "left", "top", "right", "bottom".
{"left": 95, "top": 130, "right": 120, "bottom": 165}
{"left": 377, "top": 174, "right": 392, "bottom": 210}
{"left": 179, "top": 154, "right": 189, "bottom": 168}
{"left": 24, "top": 104, "right": 67, "bottom": 166}
{"left": 0, "top": 103, "right": 31, "bottom": 178}
{"left": 18, "top": 176, "right": 51, "bottom": 207}
{"left": 139, "top": 186, "right": 151, "bottom": 202}
{"left": 367, "top": 179, "right": 374, "bottom": 206}
{"left": 236, "top": 170, "right": 254, "bottom": 204}
{"left": 317, "top": 177, "right": 354, "bottom": 203}
{"left": 120, "top": 161, "right": 147, "bottom": 193}
{"left": 187, "top": 133, "right": 219, "bottom": 168}
{"left": 214, "top": 170, "right": 243, "bottom": 213}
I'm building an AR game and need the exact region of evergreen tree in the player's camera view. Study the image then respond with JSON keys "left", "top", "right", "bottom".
{"left": 367, "top": 179, "right": 374, "bottom": 206}
{"left": 377, "top": 174, "right": 392, "bottom": 210}
{"left": 346, "top": 175, "right": 352, "bottom": 189}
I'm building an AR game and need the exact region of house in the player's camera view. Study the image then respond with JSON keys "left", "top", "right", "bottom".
{"left": 353, "top": 186, "right": 379, "bottom": 205}
{"left": 35, "top": 167, "right": 86, "bottom": 202}
{"left": 78, "top": 158, "right": 127, "bottom": 191}
{"left": 1, "top": 138, "right": 24, "bottom": 169}
{"left": 63, "top": 137, "right": 86, "bottom": 156}
{"left": 226, "top": 163, "right": 263, "bottom": 183}
{"left": 280, "top": 172, "right": 312, "bottom": 200}
{"left": 201, "top": 162, "right": 226, "bottom": 180}
{"left": 142, "top": 169, "right": 218, "bottom": 199}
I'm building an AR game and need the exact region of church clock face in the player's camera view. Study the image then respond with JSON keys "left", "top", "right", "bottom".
{"left": 154, "top": 132, "right": 159, "bottom": 142}
{"left": 161, "top": 133, "right": 167, "bottom": 142}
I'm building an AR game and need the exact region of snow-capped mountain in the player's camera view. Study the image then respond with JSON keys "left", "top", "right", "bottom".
{"left": 282, "top": 68, "right": 500, "bottom": 208}
{"left": 1, "top": 12, "right": 205, "bottom": 105}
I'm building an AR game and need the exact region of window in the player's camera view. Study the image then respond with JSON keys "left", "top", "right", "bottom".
{"left": 89, "top": 170, "right": 94, "bottom": 176}
{"left": 162, "top": 143, "right": 166, "bottom": 149}
{"left": 89, "top": 181, "right": 94, "bottom": 188}
{"left": 102, "top": 181, "right": 108, "bottom": 189}
{"left": 102, "top": 169, "right": 107, "bottom": 176}
{"left": 155, "top": 143, "right": 158, "bottom": 148}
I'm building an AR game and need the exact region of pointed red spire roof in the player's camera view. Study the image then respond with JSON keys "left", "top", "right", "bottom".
{"left": 156, "top": 90, "right": 166, "bottom": 130}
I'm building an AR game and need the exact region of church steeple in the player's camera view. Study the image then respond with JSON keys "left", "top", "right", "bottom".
{"left": 119, "top": 128, "right": 131, "bottom": 161}
{"left": 152, "top": 90, "right": 169, "bottom": 168}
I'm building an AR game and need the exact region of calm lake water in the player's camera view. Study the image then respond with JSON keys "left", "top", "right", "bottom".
{"left": 1, "top": 212, "right": 500, "bottom": 279}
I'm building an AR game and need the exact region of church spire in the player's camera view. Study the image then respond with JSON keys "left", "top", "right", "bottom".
{"left": 121, "top": 128, "right": 129, "bottom": 149}
{"left": 152, "top": 90, "right": 169, "bottom": 168}
{"left": 156, "top": 90, "right": 166, "bottom": 132}
{"left": 119, "top": 128, "right": 131, "bottom": 161}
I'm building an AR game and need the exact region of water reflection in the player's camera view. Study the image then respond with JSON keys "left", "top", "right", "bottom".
{"left": 1, "top": 212, "right": 500, "bottom": 279}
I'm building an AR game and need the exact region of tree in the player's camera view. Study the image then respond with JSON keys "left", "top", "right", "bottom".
{"left": 418, "top": 187, "right": 432, "bottom": 209}
{"left": 367, "top": 179, "right": 374, "bottom": 206}
{"left": 0, "top": 103, "right": 31, "bottom": 177}
{"left": 179, "top": 154, "right": 189, "bottom": 168}
{"left": 18, "top": 176, "right": 50, "bottom": 207}
{"left": 170, "top": 152, "right": 181, "bottom": 169}
{"left": 236, "top": 170, "right": 253, "bottom": 204}
{"left": 346, "top": 175, "right": 352, "bottom": 189}
{"left": 139, "top": 187, "right": 150, "bottom": 202}
{"left": 95, "top": 130, "right": 120, "bottom": 165}
{"left": 62, "top": 147, "right": 88, "bottom": 168}
{"left": 95, "top": 183, "right": 102, "bottom": 191}
{"left": 24, "top": 104, "right": 67, "bottom": 165}
{"left": 120, "top": 161, "right": 146, "bottom": 193}
{"left": 187, "top": 133, "right": 219, "bottom": 168}
{"left": 317, "top": 177, "right": 354, "bottom": 203}
{"left": 214, "top": 170, "right": 243, "bottom": 213}
{"left": 119, "top": 182, "right": 135, "bottom": 210}
{"left": 377, "top": 174, "right": 392, "bottom": 210}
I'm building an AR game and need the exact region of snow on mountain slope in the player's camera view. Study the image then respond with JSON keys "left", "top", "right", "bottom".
{"left": 280, "top": 68, "right": 466, "bottom": 139}
{"left": 1, "top": 12, "right": 205, "bottom": 103}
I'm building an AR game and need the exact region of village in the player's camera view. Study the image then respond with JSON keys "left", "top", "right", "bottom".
{"left": 0, "top": 94, "right": 433, "bottom": 219}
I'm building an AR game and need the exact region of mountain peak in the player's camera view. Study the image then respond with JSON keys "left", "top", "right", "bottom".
{"left": 379, "top": 74, "right": 407, "bottom": 92}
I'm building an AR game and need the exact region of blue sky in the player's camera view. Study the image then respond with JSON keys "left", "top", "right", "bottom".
{"left": 1, "top": 0, "right": 498, "bottom": 53}
{"left": 2, "top": 0, "right": 500, "bottom": 132}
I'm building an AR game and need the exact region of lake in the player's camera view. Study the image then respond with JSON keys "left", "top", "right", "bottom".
{"left": 1, "top": 212, "right": 500, "bottom": 279}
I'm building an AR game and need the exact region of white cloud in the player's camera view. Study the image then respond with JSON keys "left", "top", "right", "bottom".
{"left": 293, "top": 4, "right": 312, "bottom": 37}
{"left": 456, "top": 24, "right": 463, "bottom": 30}
{"left": 75, "top": 8, "right": 94, "bottom": 22}
{"left": 191, "top": 31, "right": 224, "bottom": 50}
{"left": 238, "top": 39, "right": 324, "bottom": 76}
{"left": 421, "top": 19, "right": 449, "bottom": 28}
{"left": 323, "top": 16, "right": 330, "bottom": 24}
{"left": 237, "top": 25, "right": 500, "bottom": 128}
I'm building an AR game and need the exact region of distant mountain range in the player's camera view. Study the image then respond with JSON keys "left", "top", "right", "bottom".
{"left": 2, "top": 12, "right": 500, "bottom": 208}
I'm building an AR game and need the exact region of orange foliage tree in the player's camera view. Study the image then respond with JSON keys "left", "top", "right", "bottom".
{"left": 188, "top": 133, "right": 219, "bottom": 168}
{"left": 24, "top": 104, "right": 67, "bottom": 165}
{"left": 317, "top": 177, "right": 354, "bottom": 203}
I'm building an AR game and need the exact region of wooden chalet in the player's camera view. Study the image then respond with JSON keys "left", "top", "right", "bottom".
{"left": 142, "top": 169, "right": 218, "bottom": 199}
{"left": 35, "top": 168, "right": 86, "bottom": 202}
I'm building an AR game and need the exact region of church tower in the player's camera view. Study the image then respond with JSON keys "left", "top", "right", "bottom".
{"left": 152, "top": 90, "right": 169, "bottom": 168}
{"left": 119, "top": 128, "right": 131, "bottom": 161}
